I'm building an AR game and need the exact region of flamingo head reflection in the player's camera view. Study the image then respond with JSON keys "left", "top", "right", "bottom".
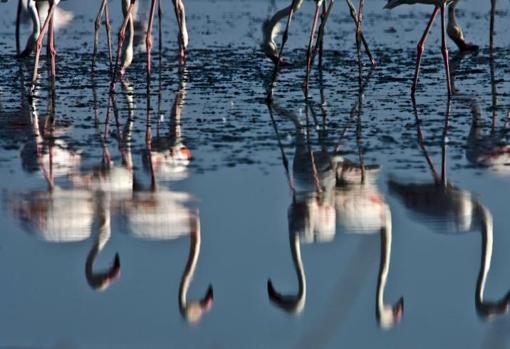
{"left": 85, "top": 252, "right": 121, "bottom": 291}
{"left": 178, "top": 217, "right": 214, "bottom": 324}
{"left": 180, "top": 285, "right": 214, "bottom": 324}
{"left": 476, "top": 293, "right": 510, "bottom": 320}
{"left": 378, "top": 296, "right": 404, "bottom": 330}
{"left": 267, "top": 277, "right": 305, "bottom": 314}
{"left": 267, "top": 222, "right": 307, "bottom": 314}
{"left": 85, "top": 203, "right": 121, "bottom": 292}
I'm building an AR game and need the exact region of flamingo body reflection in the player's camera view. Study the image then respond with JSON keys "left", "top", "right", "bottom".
{"left": 267, "top": 99, "right": 403, "bottom": 329}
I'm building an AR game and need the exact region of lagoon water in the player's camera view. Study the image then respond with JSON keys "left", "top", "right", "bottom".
{"left": 1, "top": 0, "right": 510, "bottom": 348}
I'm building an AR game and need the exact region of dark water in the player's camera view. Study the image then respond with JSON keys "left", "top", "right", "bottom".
{"left": 1, "top": 0, "right": 510, "bottom": 348}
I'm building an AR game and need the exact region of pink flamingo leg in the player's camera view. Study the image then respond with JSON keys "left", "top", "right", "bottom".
{"left": 303, "top": 1, "right": 323, "bottom": 97}
{"left": 146, "top": 0, "right": 158, "bottom": 79}
{"left": 104, "top": 2, "right": 113, "bottom": 70}
{"left": 490, "top": 0, "right": 496, "bottom": 50}
{"left": 355, "top": 0, "right": 365, "bottom": 87}
{"left": 110, "top": 1, "right": 135, "bottom": 93}
{"left": 346, "top": 0, "right": 375, "bottom": 66}
{"left": 93, "top": 0, "right": 107, "bottom": 69}
{"left": 16, "top": 0, "right": 22, "bottom": 55}
{"left": 440, "top": 5, "right": 452, "bottom": 97}
{"left": 48, "top": 12, "right": 56, "bottom": 81}
{"left": 31, "top": 3, "right": 57, "bottom": 93}
{"left": 411, "top": 6, "right": 439, "bottom": 97}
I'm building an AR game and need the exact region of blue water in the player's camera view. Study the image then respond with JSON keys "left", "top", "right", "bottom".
{"left": 0, "top": 0, "right": 510, "bottom": 348}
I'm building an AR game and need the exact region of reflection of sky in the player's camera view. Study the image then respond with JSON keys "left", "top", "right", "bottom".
{"left": 0, "top": 0, "right": 510, "bottom": 348}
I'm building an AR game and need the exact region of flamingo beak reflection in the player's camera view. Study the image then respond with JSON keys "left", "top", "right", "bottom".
{"left": 185, "top": 285, "right": 214, "bottom": 324}
{"left": 393, "top": 297, "right": 404, "bottom": 325}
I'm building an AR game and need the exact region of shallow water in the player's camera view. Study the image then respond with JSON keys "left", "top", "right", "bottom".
{"left": 1, "top": 0, "right": 510, "bottom": 348}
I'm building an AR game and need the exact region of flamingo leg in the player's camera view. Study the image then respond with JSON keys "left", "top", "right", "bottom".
{"left": 267, "top": 0, "right": 301, "bottom": 102}
{"left": 16, "top": 0, "right": 22, "bottom": 55}
{"left": 48, "top": 10, "right": 56, "bottom": 84}
{"left": 104, "top": 2, "right": 113, "bottom": 70}
{"left": 440, "top": 5, "right": 452, "bottom": 97}
{"left": 411, "top": 6, "right": 439, "bottom": 97}
{"left": 318, "top": 1, "right": 327, "bottom": 69}
{"left": 346, "top": 0, "right": 375, "bottom": 66}
{"left": 355, "top": 0, "right": 365, "bottom": 87}
{"left": 146, "top": 0, "right": 158, "bottom": 79}
{"left": 93, "top": 0, "right": 108, "bottom": 69}
{"left": 441, "top": 97, "right": 451, "bottom": 185}
{"left": 111, "top": 0, "right": 135, "bottom": 92}
{"left": 31, "top": 3, "right": 56, "bottom": 94}
{"left": 311, "top": 0, "right": 334, "bottom": 70}
{"left": 490, "top": 0, "right": 496, "bottom": 51}
{"left": 158, "top": 0, "right": 162, "bottom": 62}
{"left": 303, "top": 0, "right": 323, "bottom": 98}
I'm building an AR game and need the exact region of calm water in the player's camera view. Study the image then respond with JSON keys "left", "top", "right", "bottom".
{"left": 1, "top": 0, "right": 510, "bottom": 348}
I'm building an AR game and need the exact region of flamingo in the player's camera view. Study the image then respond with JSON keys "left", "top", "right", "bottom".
{"left": 266, "top": 95, "right": 403, "bottom": 328}
{"left": 384, "top": 0, "right": 471, "bottom": 97}
{"left": 92, "top": 0, "right": 114, "bottom": 70}
{"left": 448, "top": 50, "right": 510, "bottom": 175}
{"left": 264, "top": 0, "right": 375, "bottom": 101}
{"left": 14, "top": 0, "right": 73, "bottom": 57}
{"left": 389, "top": 98, "right": 510, "bottom": 318}
{"left": 111, "top": 0, "right": 188, "bottom": 81}
{"left": 19, "top": 0, "right": 61, "bottom": 92}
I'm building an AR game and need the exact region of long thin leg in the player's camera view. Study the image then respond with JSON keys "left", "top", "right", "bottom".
{"left": 355, "top": 0, "right": 365, "bottom": 87}
{"left": 48, "top": 10, "right": 56, "bottom": 84}
{"left": 111, "top": 0, "right": 135, "bottom": 93}
{"left": 440, "top": 5, "right": 452, "bottom": 97}
{"left": 267, "top": 0, "right": 301, "bottom": 102}
{"left": 31, "top": 3, "right": 56, "bottom": 94}
{"left": 441, "top": 97, "right": 451, "bottom": 185}
{"left": 312, "top": 0, "right": 334, "bottom": 70}
{"left": 93, "top": 0, "right": 108, "bottom": 69}
{"left": 105, "top": 1, "right": 135, "bottom": 142}
{"left": 16, "top": 0, "right": 22, "bottom": 55}
{"left": 104, "top": 2, "right": 113, "bottom": 71}
{"left": 346, "top": 0, "right": 375, "bottom": 66}
{"left": 411, "top": 6, "right": 439, "bottom": 97}
{"left": 318, "top": 1, "right": 328, "bottom": 69}
{"left": 146, "top": 0, "right": 158, "bottom": 79}
{"left": 158, "top": 0, "right": 162, "bottom": 61}
{"left": 303, "top": 1, "right": 323, "bottom": 98}
{"left": 490, "top": 0, "right": 496, "bottom": 51}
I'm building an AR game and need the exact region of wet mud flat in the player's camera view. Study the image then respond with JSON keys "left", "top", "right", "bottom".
{"left": 1, "top": 0, "right": 510, "bottom": 348}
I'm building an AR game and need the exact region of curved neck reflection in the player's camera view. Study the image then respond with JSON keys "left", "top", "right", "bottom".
{"left": 178, "top": 217, "right": 213, "bottom": 323}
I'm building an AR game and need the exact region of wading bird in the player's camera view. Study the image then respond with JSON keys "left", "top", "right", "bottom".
{"left": 264, "top": 0, "right": 374, "bottom": 101}
{"left": 111, "top": 0, "right": 188, "bottom": 80}
{"left": 385, "top": 0, "right": 479, "bottom": 97}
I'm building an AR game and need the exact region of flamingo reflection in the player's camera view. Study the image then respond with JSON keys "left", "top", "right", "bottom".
{"left": 454, "top": 50, "right": 510, "bottom": 175}
{"left": 267, "top": 91, "right": 403, "bottom": 328}
{"left": 7, "top": 81, "right": 120, "bottom": 292}
{"left": 118, "top": 68, "right": 213, "bottom": 323}
{"left": 389, "top": 98, "right": 510, "bottom": 319}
